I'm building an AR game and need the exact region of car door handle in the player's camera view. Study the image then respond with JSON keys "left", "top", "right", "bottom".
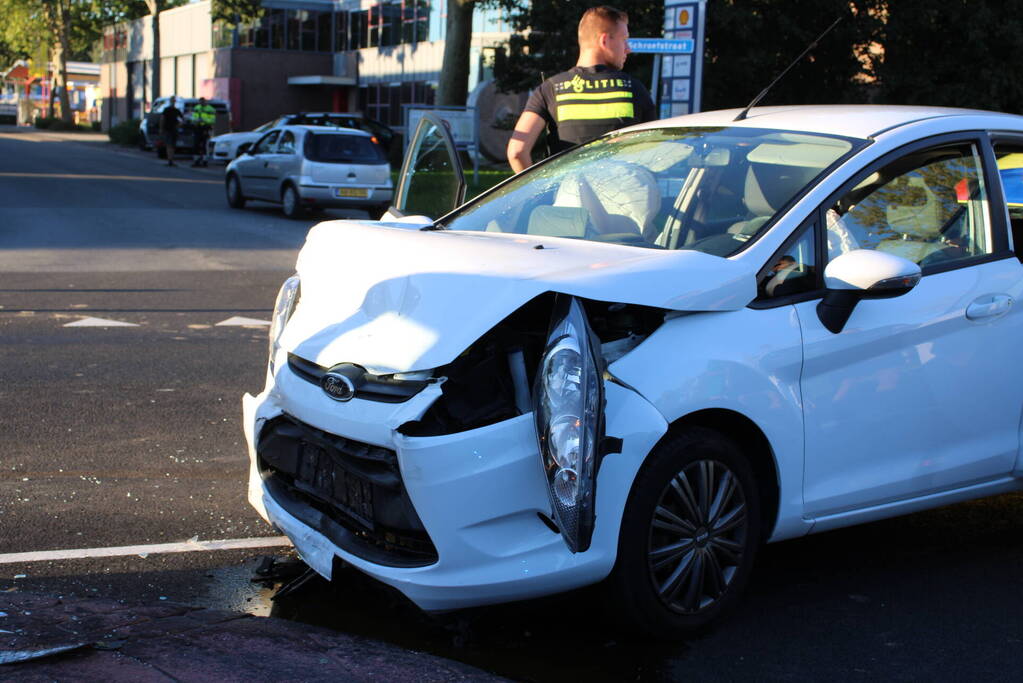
{"left": 966, "top": 294, "right": 1013, "bottom": 320}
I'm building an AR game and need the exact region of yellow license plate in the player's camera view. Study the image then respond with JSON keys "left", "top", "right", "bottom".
{"left": 336, "top": 187, "right": 369, "bottom": 198}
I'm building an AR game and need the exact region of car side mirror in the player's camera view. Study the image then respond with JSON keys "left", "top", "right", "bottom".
{"left": 816, "top": 249, "right": 921, "bottom": 333}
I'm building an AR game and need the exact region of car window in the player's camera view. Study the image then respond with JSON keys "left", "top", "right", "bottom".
{"left": 279, "top": 131, "right": 297, "bottom": 154}
{"left": 254, "top": 118, "right": 280, "bottom": 133}
{"left": 992, "top": 144, "right": 1023, "bottom": 259}
{"left": 303, "top": 133, "right": 385, "bottom": 164}
{"left": 438, "top": 127, "right": 860, "bottom": 254}
{"left": 757, "top": 223, "right": 818, "bottom": 299}
{"left": 252, "top": 131, "right": 281, "bottom": 155}
{"left": 825, "top": 143, "right": 992, "bottom": 268}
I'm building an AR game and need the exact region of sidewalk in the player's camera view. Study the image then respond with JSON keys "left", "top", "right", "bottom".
{"left": 0, "top": 124, "right": 110, "bottom": 144}
{"left": 0, "top": 592, "right": 507, "bottom": 681}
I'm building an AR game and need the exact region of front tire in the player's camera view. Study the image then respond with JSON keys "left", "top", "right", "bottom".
{"left": 226, "top": 174, "right": 246, "bottom": 209}
{"left": 608, "top": 426, "right": 762, "bottom": 639}
{"left": 281, "top": 184, "right": 304, "bottom": 219}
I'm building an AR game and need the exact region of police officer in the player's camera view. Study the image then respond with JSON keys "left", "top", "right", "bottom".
{"left": 506, "top": 5, "right": 655, "bottom": 173}
{"left": 160, "top": 97, "right": 183, "bottom": 167}
{"left": 191, "top": 97, "right": 216, "bottom": 167}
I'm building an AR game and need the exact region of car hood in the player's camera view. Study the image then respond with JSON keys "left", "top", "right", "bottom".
{"left": 281, "top": 220, "right": 757, "bottom": 373}
{"left": 211, "top": 131, "right": 260, "bottom": 144}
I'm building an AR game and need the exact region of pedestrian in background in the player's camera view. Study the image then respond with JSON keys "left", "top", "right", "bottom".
{"left": 160, "top": 98, "right": 183, "bottom": 167}
{"left": 506, "top": 5, "right": 655, "bottom": 173}
{"left": 191, "top": 97, "right": 216, "bottom": 167}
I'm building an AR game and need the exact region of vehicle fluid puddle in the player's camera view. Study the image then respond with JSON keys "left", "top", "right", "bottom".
{"left": 219, "top": 555, "right": 687, "bottom": 683}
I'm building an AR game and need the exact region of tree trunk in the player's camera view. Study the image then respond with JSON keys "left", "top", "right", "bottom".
{"left": 147, "top": 1, "right": 160, "bottom": 103}
{"left": 436, "top": 0, "right": 476, "bottom": 107}
{"left": 56, "top": 0, "right": 71, "bottom": 123}
{"left": 46, "top": 49, "right": 56, "bottom": 119}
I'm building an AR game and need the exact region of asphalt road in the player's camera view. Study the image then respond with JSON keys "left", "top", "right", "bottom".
{"left": 1, "top": 127, "right": 1022, "bottom": 681}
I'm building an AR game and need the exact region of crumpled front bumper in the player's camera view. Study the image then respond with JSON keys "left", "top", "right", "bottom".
{"left": 243, "top": 362, "right": 667, "bottom": 612}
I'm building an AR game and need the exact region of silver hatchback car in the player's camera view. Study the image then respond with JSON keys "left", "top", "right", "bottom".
{"left": 225, "top": 125, "right": 393, "bottom": 219}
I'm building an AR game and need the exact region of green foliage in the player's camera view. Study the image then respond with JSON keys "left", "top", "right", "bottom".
{"left": 0, "top": 36, "right": 27, "bottom": 65}
{"left": 210, "top": 0, "right": 264, "bottom": 23}
{"left": 34, "top": 115, "right": 93, "bottom": 130}
{"left": 492, "top": 0, "right": 1023, "bottom": 115}
{"left": 876, "top": 0, "right": 1023, "bottom": 114}
{"left": 702, "top": 0, "right": 884, "bottom": 110}
{"left": 108, "top": 118, "right": 142, "bottom": 145}
{"left": 492, "top": 1, "right": 664, "bottom": 94}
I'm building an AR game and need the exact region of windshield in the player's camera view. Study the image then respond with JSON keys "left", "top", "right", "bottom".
{"left": 440, "top": 127, "right": 862, "bottom": 255}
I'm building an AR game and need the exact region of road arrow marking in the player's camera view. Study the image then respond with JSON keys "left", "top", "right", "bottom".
{"left": 216, "top": 316, "right": 271, "bottom": 327}
{"left": 64, "top": 316, "right": 139, "bottom": 327}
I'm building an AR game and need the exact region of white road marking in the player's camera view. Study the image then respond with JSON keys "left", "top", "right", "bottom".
{"left": 64, "top": 316, "right": 139, "bottom": 327}
{"left": 0, "top": 536, "right": 292, "bottom": 565}
{"left": 216, "top": 316, "right": 271, "bottom": 327}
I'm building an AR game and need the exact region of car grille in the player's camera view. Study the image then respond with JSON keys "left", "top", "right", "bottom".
{"left": 257, "top": 415, "right": 437, "bottom": 567}
{"left": 287, "top": 353, "right": 430, "bottom": 403}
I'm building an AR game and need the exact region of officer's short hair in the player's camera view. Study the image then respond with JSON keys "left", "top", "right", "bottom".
{"left": 578, "top": 6, "right": 628, "bottom": 47}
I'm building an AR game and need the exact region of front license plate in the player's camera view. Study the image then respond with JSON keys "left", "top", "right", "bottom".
{"left": 295, "top": 443, "right": 375, "bottom": 529}
{"left": 336, "top": 187, "right": 369, "bottom": 198}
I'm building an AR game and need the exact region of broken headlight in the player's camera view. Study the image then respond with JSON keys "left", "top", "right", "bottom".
{"left": 268, "top": 275, "right": 300, "bottom": 374}
{"left": 534, "top": 295, "right": 604, "bottom": 553}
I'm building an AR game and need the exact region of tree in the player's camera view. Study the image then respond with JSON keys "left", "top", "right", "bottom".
{"left": 436, "top": 0, "right": 476, "bottom": 106}
{"left": 875, "top": 0, "right": 1023, "bottom": 114}
{"left": 0, "top": 0, "right": 75, "bottom": 120}
{"left": 107, "top": 1, "right": 187, "bottom": 103}
{"left": 701, "top": 0, "right": 884, "bottom": 110}
{"left": 0, "top": 0, "right": 170, "bottom": 121}
{"left": 492, "top": 1, "right": 663, "bottom": 94}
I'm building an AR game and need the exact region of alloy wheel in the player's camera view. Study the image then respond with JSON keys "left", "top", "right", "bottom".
{"left": 647, "top": 458, "right": 748, "bottom": 614}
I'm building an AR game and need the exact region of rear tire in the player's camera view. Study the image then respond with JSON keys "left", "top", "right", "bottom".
{"left": 226, "top": 174, "right": 246, "bottom": 209}
{"left": 607, "top": 426, "right": 762, "bottom": 639}
{"left": 281, "top": 184, "right": 304, "bottom": 219}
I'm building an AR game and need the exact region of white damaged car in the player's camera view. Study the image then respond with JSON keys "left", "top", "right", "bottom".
{"left": 243, "top": 106, "right": 1023, "bottom": 636}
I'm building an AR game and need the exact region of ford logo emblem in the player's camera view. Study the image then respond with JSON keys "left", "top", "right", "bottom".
{"left": 321, "top": 372, "right": 356, "bottom": 402}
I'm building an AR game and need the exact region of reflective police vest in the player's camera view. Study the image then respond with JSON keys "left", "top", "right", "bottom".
{"left": 526, "top": 65, "right": 655, "bottom": 154}
{"left": 193, "top": 103, "right": 216, "bottom": 128}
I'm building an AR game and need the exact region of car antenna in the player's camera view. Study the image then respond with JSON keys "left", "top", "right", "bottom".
{"left": 733, "top": 16, "right": 843, "bottom": 122}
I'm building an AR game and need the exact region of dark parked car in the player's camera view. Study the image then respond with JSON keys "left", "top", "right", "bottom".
{"left": 140, "top": 96, "right": 231, "bottom": 157}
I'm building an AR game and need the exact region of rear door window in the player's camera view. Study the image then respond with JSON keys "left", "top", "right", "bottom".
{"left": 304, "top": 133, "right": 385, "bottom": 163}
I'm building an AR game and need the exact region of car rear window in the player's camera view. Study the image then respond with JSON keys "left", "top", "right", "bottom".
{"left": 304, "top": 133, "right": 385, "bottom": 164}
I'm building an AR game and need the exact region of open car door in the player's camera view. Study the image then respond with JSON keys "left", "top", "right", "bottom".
{"left": 391, "top": 112, "right": 466, "bottom": 219}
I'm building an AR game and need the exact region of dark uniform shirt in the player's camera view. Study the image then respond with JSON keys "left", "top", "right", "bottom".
{"left": 160, "top": 105, "right": 182, "bottom": 141}
{"left": 524, "top": 64, "right": 656, "bottom": 155}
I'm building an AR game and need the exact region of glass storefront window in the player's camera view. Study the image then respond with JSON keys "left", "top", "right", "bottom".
{"left": 287, "top": 10, "right": 303, "bottom": 50}
{"left": 335, "top": 11, "right": 349, "bottom": 51}
{"left": 269, "top": 9, "right": 285, "bottom": 49}
{"left": 212, "top": 20, "right": 236, "bottom": 48}
{"left": 369, "top": 5, "right": 380, "bottom": 47}
{"left": 351, "top": 10, "right": 368, "bottom": 49}
{"left": 318, "top": 12, "right": 333, "bottom": 52}
{"left": 381, "top": 2, "right": 400, "bottom": 47}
